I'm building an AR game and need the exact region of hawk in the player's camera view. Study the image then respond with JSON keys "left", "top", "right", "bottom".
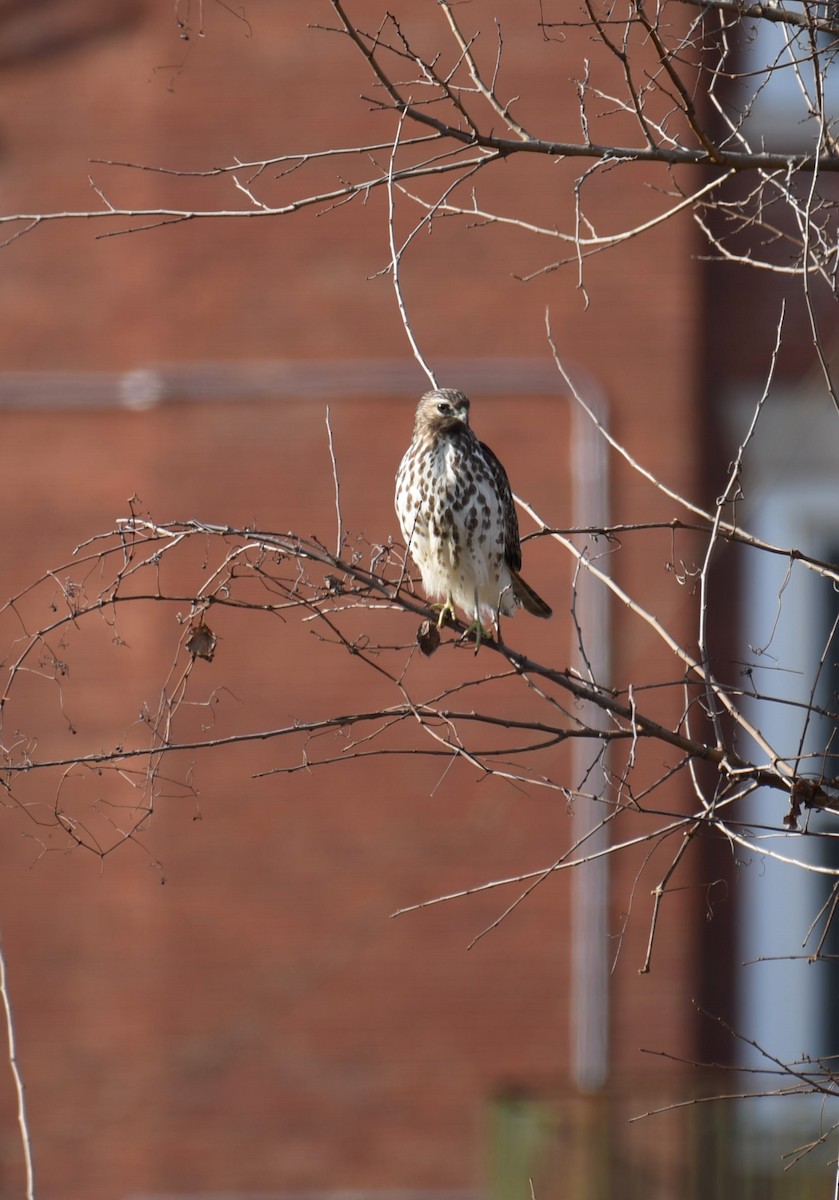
{"left": 395, "top": 387, "right": 552, "bottom": 640}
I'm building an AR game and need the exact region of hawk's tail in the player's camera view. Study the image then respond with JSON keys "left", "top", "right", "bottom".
{"left": 511, "top": 569, "right": 552, "bottom": 619}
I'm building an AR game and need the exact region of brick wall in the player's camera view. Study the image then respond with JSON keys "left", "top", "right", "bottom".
{"left": 0, "top": 4, "right": 717, "bottom": 1197}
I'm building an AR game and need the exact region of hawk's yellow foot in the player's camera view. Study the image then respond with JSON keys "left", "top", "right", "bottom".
{"left": 431, "top": 599, "right": 457, "bottom": 628}
{"left": 462, "top": 618, "right": 494, "bottom": 652}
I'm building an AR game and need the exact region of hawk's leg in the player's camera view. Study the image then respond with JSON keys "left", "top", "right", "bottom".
{"left": 494, "top": 610, "right": 504, "bottom": 645}
{"left": 460, "top": 592, "right": 493, "bottom": 652}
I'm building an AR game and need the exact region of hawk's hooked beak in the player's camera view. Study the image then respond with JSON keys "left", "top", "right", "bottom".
{"left": 453, "top": 404, "right": 469, "bottom": 424}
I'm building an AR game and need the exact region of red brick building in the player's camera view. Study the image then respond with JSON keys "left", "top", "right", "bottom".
{"left": 0, "top": 3, "right": 827, "bottom": 1198}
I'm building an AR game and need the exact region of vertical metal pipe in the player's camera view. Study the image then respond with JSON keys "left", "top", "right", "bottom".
{"left": 569, "top": 377, "right": 611, "bottom": 1091}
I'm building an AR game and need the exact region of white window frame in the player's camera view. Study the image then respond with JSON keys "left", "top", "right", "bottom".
{"left": 732, "top": 391, "right": 839, "bottom": 1154}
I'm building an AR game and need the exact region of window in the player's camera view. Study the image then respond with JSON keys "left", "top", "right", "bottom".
{"left": 733, "top": 3, "right": 839, "bottom": 150}
{"left": 732, "top": 391, "right": 839, "bottom": 1155}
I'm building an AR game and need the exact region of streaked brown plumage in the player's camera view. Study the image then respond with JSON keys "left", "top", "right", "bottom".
{"left": 395, "top": 387, "right": 552, "bottom": 631}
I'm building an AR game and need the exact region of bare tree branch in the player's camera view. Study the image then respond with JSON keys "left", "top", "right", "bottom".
{"left": 0, "top": 932, "right": 34, "bottom": 1200}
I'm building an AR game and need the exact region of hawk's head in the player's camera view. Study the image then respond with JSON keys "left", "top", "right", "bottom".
{"left": 413, "top": 387, "right": 470, "bottom": 437}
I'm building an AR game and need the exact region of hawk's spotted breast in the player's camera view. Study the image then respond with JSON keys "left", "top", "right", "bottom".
{"left": 395, "top": 387, "right": 552, "bottom": 630}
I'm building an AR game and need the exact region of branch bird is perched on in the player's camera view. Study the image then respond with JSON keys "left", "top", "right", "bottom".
{"left": 395, "top": 387, "right": 552, "bottom": 643}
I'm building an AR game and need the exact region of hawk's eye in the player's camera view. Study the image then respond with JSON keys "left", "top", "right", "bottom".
{"left": 437, "top": 402, "right": 451, "bottom": 415}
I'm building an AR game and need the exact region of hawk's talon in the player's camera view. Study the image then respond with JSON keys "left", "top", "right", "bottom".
{"left": 461, "top": 619, "right": 494, "bottom": 653}
{"left": 431, "top": 600, "right": 457, "bottom": 629}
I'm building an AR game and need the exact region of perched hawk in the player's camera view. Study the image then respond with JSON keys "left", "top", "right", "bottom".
{"left": 395, "top": 387, "right": 552, "bottom": 637}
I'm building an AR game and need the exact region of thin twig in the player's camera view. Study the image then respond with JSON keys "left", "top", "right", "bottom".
{"left": 325, "top": 405, "right": 344, "bottom": 558}
{"left": 387, "top": 109, "right": 437, "bottom": 387}
{"left": 697, "top": 302, "right": 784, "bottom": 752}
{"left": 0, "top": 932, "right": 34, "bottom": 1200}
{"left": 639, "top": 826, "right": 698, "bottom": 973}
